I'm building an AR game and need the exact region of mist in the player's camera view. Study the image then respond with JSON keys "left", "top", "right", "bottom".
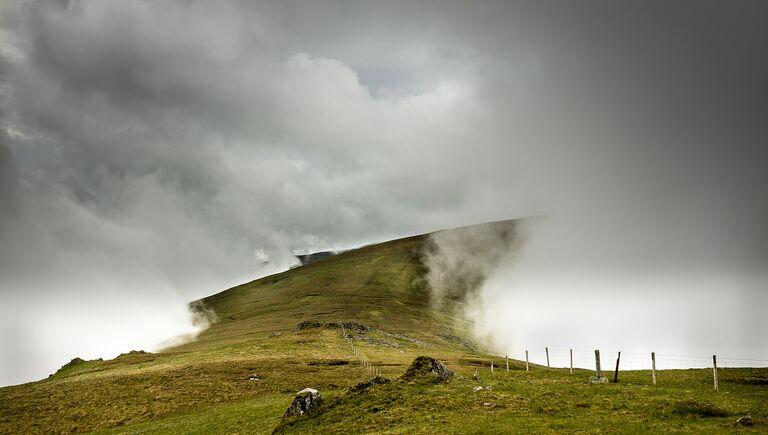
{"left": 462, "top": 217, "right": 768, "bottom": 369}
{"left": 2, "top": 1, "right": 767, "bottom": 385}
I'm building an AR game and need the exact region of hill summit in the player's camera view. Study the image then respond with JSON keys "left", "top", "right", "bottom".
{"left": 184, "top": 219, "right": 519, "bottom": 353}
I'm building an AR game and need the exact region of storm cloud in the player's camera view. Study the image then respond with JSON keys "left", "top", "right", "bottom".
{"left": 1, "top": 1, "right": 767, "bottom": 385}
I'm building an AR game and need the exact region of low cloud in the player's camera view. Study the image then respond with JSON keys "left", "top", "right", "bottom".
{"left": 424, "top": 220, "right": 519, "bottom": 311}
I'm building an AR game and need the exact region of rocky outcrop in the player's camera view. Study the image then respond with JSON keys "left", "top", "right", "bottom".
{"left": 295, "top": 251, "right": 336, "bottom": 266}
{"left": 294, "top": 320, "right": 322, "bottom": 331}
{"left": 283, "top": 388, "right": 322, "bottom": 418}
{"left": 401, "top": 356, "right": 454, "bottom": 383}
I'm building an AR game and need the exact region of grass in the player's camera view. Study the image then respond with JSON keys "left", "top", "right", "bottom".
{"left": 1, "top": 220, "right": 766, "bottom": 433}
{"left": 276, "top": 360, "right": 768, "bottom": 434}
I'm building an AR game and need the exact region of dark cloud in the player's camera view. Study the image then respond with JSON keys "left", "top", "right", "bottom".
{"left": 1, "top": 0, "right": 767, "bottom": 385}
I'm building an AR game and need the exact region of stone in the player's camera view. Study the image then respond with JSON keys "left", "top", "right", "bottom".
{"left": 589, "top": 376, "right": 609, "bottom": 384}
{"left": 401, "top": 356, "right": 454, "bottom": 383}
{"left": 294, "top": 320, "right": 322, "bottom": 331}
{"left": 735, "top": 416, "right": 753, "bottom": 427}
{"left": 473, "top": 386, "right": 484, "bottom": 392}
{"left": 283, "top": 388, "right": 322, "bottom": 418}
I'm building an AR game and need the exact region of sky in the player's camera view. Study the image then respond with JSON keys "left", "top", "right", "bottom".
{"left": 1, "top": 0, "right": 767, "bottom": 385}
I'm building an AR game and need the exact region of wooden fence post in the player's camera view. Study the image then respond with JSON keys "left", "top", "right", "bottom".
{"left": 506, "top": 355, "right": 509, "bottom": 371}
{"left": 525, "top": 350, "right": 529, "bottom": 371}
{"left": 594, "top": 350, "right": 602, "bottom": 378}
{"left": 546, "top": 347, "right": 550, "bottom": 369}
{"left": 491, "top": 361, "right": 494, "bottom": 373}
{"left": 651, "top": 352, "right": 657, "bottom": 385}
{"left": 712, "top": 355, "right": 719, "bottom": 392}
{"left": 613, "top": 351, "right": 621, "bottom": 383}
{"left": 569, "top": 349, "right": 573, "bottom": 375}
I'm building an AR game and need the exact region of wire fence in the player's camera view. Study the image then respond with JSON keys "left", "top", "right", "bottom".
{"left": 336, "top": 317, "right": 767, "bottom": 385}
{"left": 504, "top": 348, "right": 768, "bottom": 371}
{"left": 340, "top": 323, "right": 381, "bottom": 377}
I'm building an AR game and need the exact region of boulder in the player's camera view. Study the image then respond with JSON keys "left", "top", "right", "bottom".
{"left": 589, "top": 376, "right": 609, "bottom": 384}
{"left": 735, "top": 415, "right": 753, "bottom": 427}
{"left": 473, "top": 386, "right": 484, "bottom": 392}
{"left": 283, "top": 388, "right": 322, "bottom": 418}
{"left": 401, "top": 356, "right": 454, "bottom": 383}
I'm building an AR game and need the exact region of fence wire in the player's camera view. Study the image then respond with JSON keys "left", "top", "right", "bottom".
{"left": 503, "top": 348, "right": 768, "bottom": 371}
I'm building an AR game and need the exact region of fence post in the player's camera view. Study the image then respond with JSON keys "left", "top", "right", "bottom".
{"left": 594, "top": 350, "right": 602, "bottom": 378}
{"left": 712, "top": 355, "right": 719, "bottom": 392}
{"left": 651, "top": 352, "right": 657, "bottom": 385}
{"left": 569, "top": 349, "right": 573, "bottom": 375}
{"left": 525, "top": 350, "right": 529, "bottom": 371}
{"left": 546, "top": 347, "right": 550, "bottom": 369}
{"left": 506, "top": 355, "right": 509, "bottom": 371}
{"left": 491, "top": 361, "right": 494, "bottom": 373}
{"left": 613, "top": 351, "right": 621, "bottom": 383}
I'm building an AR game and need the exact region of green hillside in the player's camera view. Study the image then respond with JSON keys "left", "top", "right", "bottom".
{"left": 1, "top": 220, "right": 766, "bottom": 434}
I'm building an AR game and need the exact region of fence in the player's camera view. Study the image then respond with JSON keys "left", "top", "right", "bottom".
{"left": 337, "top": 320, "right": 767, "bottom": 391}
{"left": 500, "top": 347, "right": 767, "bottom": 392}
{"left": 508, "top": 348, "right": 768, "bottom": 371}
{"left": 340, "top": 323, "right": 381, "bottom": 377}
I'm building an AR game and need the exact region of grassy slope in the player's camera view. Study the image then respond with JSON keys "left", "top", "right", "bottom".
{"left": 1, "top": 220, "right": 766, "bottom": 434}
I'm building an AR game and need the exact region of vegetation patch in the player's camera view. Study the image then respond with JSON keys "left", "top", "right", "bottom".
{"left": 671, "top": 400, "right": 731, "bottom": 417}
{"left": 348, "top": 376, "right": 392, "bottom": 395}
{"left": 737, "top": 376, "right": 768, "bottom": 385}
{"left": 110, "top": 350, "right": 155, "bottom": 365}
{"left": 55, "top": 357, "right": 86, "bottom": 374}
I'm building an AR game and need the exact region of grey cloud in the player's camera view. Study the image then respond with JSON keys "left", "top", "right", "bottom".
{"left": 1, "top": 0, "right": 767, "bottom": 384}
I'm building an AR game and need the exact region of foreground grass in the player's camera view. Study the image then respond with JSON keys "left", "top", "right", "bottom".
{"left": 279, "top": 365, "right": 768, "bottom": 434}
{"left": 2, "top": 325, "right": 765, "bottom": 434}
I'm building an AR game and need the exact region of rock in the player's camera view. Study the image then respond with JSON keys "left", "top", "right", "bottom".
{"left": 472, "top": 371, "right": 481, "bottom": 382}
{"left": 735, "top": 416, "right": 753, "bottom": 427}
{"left": 589, "top": 376, "right": 609, "bottom": 384}
{"left": 283, "top": 388, "right": 322, "bottom": 418}
{"left": 294, "top": 320, "right": 322, "bottom": 331}
{"left": 482, "top": 402, "right": 494, "bottom": 407}
{"left": 401, "top": 356, "right": 454, "bottom": 383}
{"left": 484, "top": 385, "right": 493, "bottom": 391}
{"left": 473, "top": 386, "right": 484, "bottom": 392}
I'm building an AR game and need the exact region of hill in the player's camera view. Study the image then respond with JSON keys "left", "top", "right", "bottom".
{"left": 1, "top": 219, "right": 766, "bottom": 433}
